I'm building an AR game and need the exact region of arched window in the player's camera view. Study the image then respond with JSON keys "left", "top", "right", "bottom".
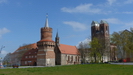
{"left": 68, "top": 56, "right": 70, "bottom": 62}
{"left": 75, "top": 56, "right": 77, "bottom": 61}
{"left": 71, "top": 56, "right": 73, "bottom": 62}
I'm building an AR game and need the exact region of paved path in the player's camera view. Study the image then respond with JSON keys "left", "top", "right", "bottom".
{"left": 110, "top": 62, "right": 133, "bottom": 65}
{"left": 0, "top": 66, "right": 51, "bottom": 69}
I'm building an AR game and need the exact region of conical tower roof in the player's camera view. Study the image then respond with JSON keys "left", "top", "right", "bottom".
{"left": 45, "top": 14, "right": 49, "bottom": 27}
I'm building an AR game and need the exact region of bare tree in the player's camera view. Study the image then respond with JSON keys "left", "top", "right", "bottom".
{"left": 78, "top": 42, "right": 90, "bottom": 64}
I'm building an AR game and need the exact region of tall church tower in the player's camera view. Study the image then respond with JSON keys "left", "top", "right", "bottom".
{"left": 100, "top": 20, "right": 110, "bottom": 61}
{"left": 37, "top": 15, "right": 55, "bottom": 66}
{"left": 91, "top": 20, "right": 110, "bottom": 62}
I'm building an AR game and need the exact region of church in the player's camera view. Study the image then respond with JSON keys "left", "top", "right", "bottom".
{"left": 20, "top": 15, "right": 80, "bottom": 66}
{"left": 91, "top": 20, "right": 116, "bottom": 62}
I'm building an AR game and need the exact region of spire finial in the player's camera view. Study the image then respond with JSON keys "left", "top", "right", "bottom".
{"left": 56, "top": 29, "right": 59, "bottom": 38}
{"left": 45, "top": 13, "right": 49, "bottom": 27}
{"left": 46, "top": 13, "right": 48, "bottom": 18}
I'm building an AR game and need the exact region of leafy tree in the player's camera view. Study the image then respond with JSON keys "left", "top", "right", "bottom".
{"left": 111, "top": 29, "right": 133, "bottom": 61}
{"left": 89, "top": 37, "right": 102, "bottom": 63}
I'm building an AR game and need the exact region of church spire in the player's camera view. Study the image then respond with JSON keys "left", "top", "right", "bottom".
{"left": 56, "top": 30, "right": 59, "bottom": 38}
{"left": 55, "top": 30, "right": 60, "bottom": 46}
{"left": 45, "top": 13, "right": 49, "bottom": 27}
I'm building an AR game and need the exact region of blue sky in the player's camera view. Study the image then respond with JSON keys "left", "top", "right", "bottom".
{"left": 0, "top": 0, "right": 133, "bottom": 58}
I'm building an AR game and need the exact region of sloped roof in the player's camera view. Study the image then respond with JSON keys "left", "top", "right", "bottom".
{"left": 100, "top": 20, "right": 108, "bottom": 24}
{"left": 91, "top": 21, "right": 99, "bottom": 26}
{"left": 13, "top": 43, "right": 37, "bottom": 53}
{"left": 59, "top": 44, "right": 80, "bottom": 55}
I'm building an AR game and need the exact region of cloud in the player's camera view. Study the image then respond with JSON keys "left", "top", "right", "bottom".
{"left": 0, "top": 50, "right": 8, "bottom": 59}
{"left": 0, "top": 0, "right": 8, "bottom": 4}
{"left": 107, "top": 0, "right": 117, "bottom": 5}
{"left": 76, "top": 38, "right": 91, "bottom": 48}
{"left": 61, "top": 3, "right": 102, "bottom": 14}
{"left": 124, "top": 0, "right": 133, "bottom": 4}
{"left": 63, "top": 21, "right": 88, "bottom": 31}
{"left": 125, "top": 21, "right": 133, "bottom": 26}
{"left": 1, "top": 50, "right": 8, "bottom": 55}
{"left": 102, "top": 18, "right": 122, "bottom": 24}
{"left": 122, "top": 12, "right": 133, "bottom": 14}
{"left": 0, "top": 28, "right": 10, "bottom": 38}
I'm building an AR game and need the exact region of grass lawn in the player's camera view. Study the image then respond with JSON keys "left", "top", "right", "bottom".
{"left": 0, "top": 64, "right": 133, "bottom": 75}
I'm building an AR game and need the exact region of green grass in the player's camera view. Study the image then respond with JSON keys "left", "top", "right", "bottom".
{"left": 0, "top": 64, "right": 133, "bottom": 75}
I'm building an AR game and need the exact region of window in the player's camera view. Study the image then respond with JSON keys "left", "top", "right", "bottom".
{"left": 75, "top": 56, "right": 77, "bottom": 61}
{"left": 68, "top": 56, "right": 70, "bottom": 62}
{"left": 106, "top": 26, "right": 108, "bottom": 30}
{"left": 71, "top": 56, "right": 73, "bottom": 62}
{"left": 25, "top": 61, "right": 27, "bottom": 64}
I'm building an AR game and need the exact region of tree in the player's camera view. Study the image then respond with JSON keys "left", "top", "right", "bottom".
{"left": 111, "top": 29, "right": 133, "bottom": 61}
{"left": 89, "top": 37, "right": 102, "bottom": 63}
{"left": 78, "top": 42, "right": 89, "bottom": 63}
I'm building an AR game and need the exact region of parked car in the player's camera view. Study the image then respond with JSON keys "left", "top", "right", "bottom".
{"left": 12, "top": 64, "right": 19, "bottom": 68}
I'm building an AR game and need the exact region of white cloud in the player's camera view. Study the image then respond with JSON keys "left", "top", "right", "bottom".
{"left": 0, "top": 50, "right": 8, "bottom": 59}
{"left": 125, "top": 21, "right": 133, "bottom": 26}
{"left": 0, "top": 0, "right": 8, "bottom": 4}
{"left": 107, "top": 0, "right": 117, "bottom": 5}
{"left": 122, "top": 12, "right": 133, "bottom": 14}
{"left": 124, "top": 0, "right": 133, "bottom": 4}
{"left": 1, "top": 50, "right": 8, "bottom": 55}
{"left": 0, "top": 28, "right": 10, "bottom": 38}
{"left": 102, "top": 18, "right": 122, "bottom": 24}
{"left": 76, "top": 38, "right": 91, "bottom": 48}
{"left": 63, "top": 21, "right": 88, "bottom": 31}
{"left": 61, "top": 3, "right": 102, "bottom": 14}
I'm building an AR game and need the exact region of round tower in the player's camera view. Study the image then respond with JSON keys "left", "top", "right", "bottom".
{"left": 37, "top": 15, "right": 55, "bottom": 66}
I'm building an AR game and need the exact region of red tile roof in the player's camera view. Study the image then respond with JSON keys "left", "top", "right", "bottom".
{"left": 59, "top": 44, "right": 80, "bottom": 55}
{"left": 13, "top": 43, "right": 37, "bottom": 53}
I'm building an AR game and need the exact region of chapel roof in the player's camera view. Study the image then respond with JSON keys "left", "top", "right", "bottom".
{"left": 59, "top": 44, "right": 80, "bottom": 55}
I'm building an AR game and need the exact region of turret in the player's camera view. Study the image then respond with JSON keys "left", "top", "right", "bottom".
{"left": 55, "top": 31, "right": 60, "bottom": 46}
{"left": 40, "top": 15, "right": 52, "bottom": 40}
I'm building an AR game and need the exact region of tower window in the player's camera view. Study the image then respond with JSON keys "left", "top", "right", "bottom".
{"left": 106, "top": 26, "right": 108, "bottom": 30}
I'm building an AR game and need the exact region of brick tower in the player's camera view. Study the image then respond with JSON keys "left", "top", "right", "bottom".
{"left": 91, "top": 20, "right": 110, "bottom": 62}
{"left": 91, "top": 21, "right": 100, "bottom": 39}
{"left": 37, "top": 15, "right": 55, "bottom": 66}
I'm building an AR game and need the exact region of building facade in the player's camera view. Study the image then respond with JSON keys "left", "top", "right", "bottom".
{"left": 36, "top": 16, "right": 80, "bottom": 66}
{"left": 7, "top": 15, "right": 80, "bottom": 66}
{"left": 21, "top": 48, "right": 38, "bottom": 66}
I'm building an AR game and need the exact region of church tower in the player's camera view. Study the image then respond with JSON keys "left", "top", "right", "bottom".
{"left": 37, "top": 15, "right": 55, "bottom": 66}
{"left": 91, "top": 21, "right": 100, "bottom": 40}
{"left": 91, "top": 20, "right": 110, "bottom": 62}
{"left": 100, "top": 20, "right": 110, "bottom": 61}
